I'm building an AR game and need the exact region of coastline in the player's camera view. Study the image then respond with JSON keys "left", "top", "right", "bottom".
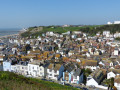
{"left": 0, "top": 33, "right": 19, "bottom": 39}
{"left": 0, "top": 28, "right": 26, "bottom": 39}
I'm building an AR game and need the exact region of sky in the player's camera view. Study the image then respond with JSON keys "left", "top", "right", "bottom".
{"left": 0, "top": 0, "right": 120, "bottom": 28}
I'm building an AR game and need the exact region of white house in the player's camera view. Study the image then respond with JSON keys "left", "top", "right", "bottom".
{"left": 47, "top": 64, "right": 61, "bottom": 80}
{"left": 114, "top": 21, "right": 120, "bottom": 24}
{"left": 86, "top": 69, "right": 107, "bottom": 89}
{"left": 71, "top": 35, "right": 77, "bottom": 39}
{"left": 73, "top": 31, "right": 81, "bottom": 34}
{"left": 114, "top": 48, "right": 119, "bottom": 56}
{"left": 87, "top": 76, "right": 99, "bottom": 87}
{"left": 107, "top": 22, "right": 112, "bottom": 25}
{"left": 12, "top": 47, "right": 17, "bottom": 54}
{"left": 107, "top": 71, "right": 116, "bottom": 79}
{"left": 103, "top": 31, "right": 110, "bottom": 37}
{"left": 11, "top": 65, "right": 17, "bottom": 72}
{"left": 28, "top": 60, "right": 41, "bottom": 77}
{"left": 3, "top": 61, "right": 11, "bottom": 71}
{"left": 114, "top": 32, "right": 120, "bottom": 38}
{"left": 39, "top": 63, "right": 49, "bottom": 78}
{"left": 86, "top": 52, "right": 90, "bottom": 57}
{"left": 85, "top": 66, "right": 98, "bottom": 71}
{"left": 46, "top": 32, "right": 54, "bottom": 36}
{"left": 28, "top": 60, "right": 49, "bottom": 77}
{"left": 68, "top": 50, "right": 74, "bottom": 56}
{"left": 85, "top": 61, "right": 98, "bottom": 71}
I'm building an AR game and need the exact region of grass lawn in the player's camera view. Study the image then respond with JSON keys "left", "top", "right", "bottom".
{"left": 0, "top": 71, "right": 78, "bottom": 90}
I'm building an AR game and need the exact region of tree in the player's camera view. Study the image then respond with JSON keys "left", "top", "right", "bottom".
{"left": 103, "top": 78, "right": 114, "bottom": 90}
{"left": 82, "top": 68, "right": 92, "bottom": 85}
{"left": 84, "top": 68, "right": 92, "bottom": 77}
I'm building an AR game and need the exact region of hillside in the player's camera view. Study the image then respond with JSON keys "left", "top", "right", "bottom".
{"left": 21, "top": 24, "right": 120, "bottom": 38}
{"left": 0, "top": 71, "right": 78, "bottom": 90}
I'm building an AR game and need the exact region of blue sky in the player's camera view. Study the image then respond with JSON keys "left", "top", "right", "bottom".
{"left": 0, "top": 0, "right": 120, "bottom": 28}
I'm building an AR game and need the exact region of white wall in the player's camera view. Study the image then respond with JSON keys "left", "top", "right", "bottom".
{"left": 86, "top": 78, "right": 98, "bottom": 87}
{"left": 47, "top": 69, "right": 59, "bottom": 80}
{"left": 107, "top": 72, "right": 116, "bottom": 79}
{"left": 28, "top": 64, "right": 39, "bottom": 77}
{"left": 3, "top": 62, "right": 11, "bottom": 71}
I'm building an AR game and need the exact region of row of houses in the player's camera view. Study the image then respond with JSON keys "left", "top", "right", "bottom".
{"left": 3, "top": 60, "right": 84, "bottom": 84}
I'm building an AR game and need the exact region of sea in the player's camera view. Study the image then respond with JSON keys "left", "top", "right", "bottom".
{"left": 0, "top": 28, "right": 21, "bottom": 37}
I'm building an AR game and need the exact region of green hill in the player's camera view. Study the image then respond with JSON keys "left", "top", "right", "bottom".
{"left": 21, "top": 24, "right": 120, "bottom": 38}
{"left": 0, "top": 71, "right": 78, "bottom": 90}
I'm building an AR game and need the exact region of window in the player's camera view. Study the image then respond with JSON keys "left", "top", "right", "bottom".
{"left": 40, "top": 68, "right": 41, "bottom": 70}
{"left": 87, "top": 78, "right": 91, "bottom": 80}
{"left": 74, "top": 76, "right": 77, "bottom": 79}
{"left": 49, "top": 69, "right": 52, "bottom": 72}
{"left": 29, "top": 66, "right": 31, "bottom": 71}
{"left": 54, "top": 71, "right": 57, "bottom": 73}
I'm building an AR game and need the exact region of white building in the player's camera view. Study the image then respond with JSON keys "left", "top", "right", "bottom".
{"left": 28, "top": 60, "right": 41, "bottom": 77}
{"left": 47, "top": 64, "right": 61, "bottom": 80}
{"left": 73, "top": 31, "right": 81, "bottom": 34}
{"left": 68, "top": 50, "right": 74, "bottom": 56}
{"left": 107, "top": 71, "right": 116, "bottom": 79}
{"left": 46, "top": 32, "right": 54, "bottom": 36}
{"left": 87, "top": 76, "right": 99, "bottom": 87}
{"left": 114, "top": 32, "right": 120, "bottom": 38}
{"left": 114, "top": 21, "right": 120, "bottom": 24}
{"left": 28, "top": 60, "right": 49, "bottom": 77}
{"left": 103, "top": 31, "right": 110, "bottom": 37}
{"left": 12, "top": 64, "right": 28, "bottom": 75}
{"left": 107, "top": 21, "right": 120, "bottom": 25}
{"left": 3, "top": 61, "right": 11, "bottom": 71}
{"left": 107, "top": 22, "right": 112, "bottom": 25}
{"left": 114, "top": 48, "right": 119, "bottom": 56}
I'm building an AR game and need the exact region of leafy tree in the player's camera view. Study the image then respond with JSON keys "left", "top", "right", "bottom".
{"left": 103, "top": 78, "right": 114, "bottom": 90}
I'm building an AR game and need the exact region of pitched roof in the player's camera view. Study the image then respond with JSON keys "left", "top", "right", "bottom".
{"left": 73, "top": 68, "right": 82, "bottom": 77}
{"left": 90, "top": 69, "right": 105, "bottom": 84}
{"left": 85, "top": 60, "right": 97, "bottom": 66}
{"left": 108, "top": 69, "right": 120, "bottom": 74}
{"left": 29, "top": 60, "right": 41, "bottom": 65}
{"left": 64, "top": 63, "right": 75, "bottom": 73}
{"left": 48, "top": 63, "right": 61, "bottom": 71}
